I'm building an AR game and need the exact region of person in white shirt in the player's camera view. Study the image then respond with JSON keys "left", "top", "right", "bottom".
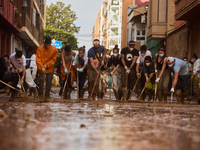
{"left": 135, "top": 45, "right": 152, "bottom": 99}
{"left": 25, "top": 49, "right": 38, "bottom": 98}
{"left": 9, "top": 50, "right": 26, "bottom": 101}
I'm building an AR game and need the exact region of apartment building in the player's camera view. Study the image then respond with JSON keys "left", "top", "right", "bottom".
{"left": 0, "top": 0, "right": 21, "bottom": 57}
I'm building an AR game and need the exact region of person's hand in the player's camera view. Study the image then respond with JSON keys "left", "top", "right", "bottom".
{"left": 110, "top": 72, "right": 113, "bottom": 76}
{"left": 44, "top": 64, "right": 47, "bottom": 69}
{"left": 136, "top": 73, "right": 141, "bottom": 78}
{"left": 77, "top": 68, "right": 83, "bottom": 72}
{"left": 19, "top": 77, "right": 24, "bottom": 84}
{"left": 101, "top": 60, "right": 104, "bottom": 66}
{"left": 76, "top": 68, "right": 80, "bottom": 72}
{"left": 126, "top": 69, "right": 130, "bottom": 74}
{"left": 146, "top": 77, "right": 150, "bottom": 82}
{"left": 42, "top": 68, "right": 45, "bottom": 73}
{"left": 155, "top": 69, "right": 158, "bottom": 73}
{"left": 170, "top": 87, "right": 175, "bottom": 93}
{"left": 191, "top": 75, "right": 194, "bottom": 79}
{"left": 124, "top": 66, "right": 128, "bottom": 70}
{"left": 155, "top": 77, "right": 160, "bottom": 83}
{"left": 64, "top": 68, "right": 70, "bottom": 74}
{"left": 71, "top": 56, "right": 75, "bottom": 61}
{"left": 149, "top": 73, "right": 154, "bottom": 78}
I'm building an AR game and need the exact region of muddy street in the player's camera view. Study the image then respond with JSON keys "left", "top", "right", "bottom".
{"left": 0, "top": 89, "right": 200, "bottom": 150}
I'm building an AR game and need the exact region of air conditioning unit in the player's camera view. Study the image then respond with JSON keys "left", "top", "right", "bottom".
{"left": 22, "top": 0, "right": 27, "bottom": 7}
{"left": 141, "top": 15, "right": 146, "bottom": 24}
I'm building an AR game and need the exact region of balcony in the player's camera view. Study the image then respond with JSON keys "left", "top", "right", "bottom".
{"left": 0, "top": 0, "right": 21, "bottom": 33}
{"left": 175, "top": 0, "right": 200, "bottom": 20}
{"left": 17, "top": 12, "right": 39, "bottom": 47}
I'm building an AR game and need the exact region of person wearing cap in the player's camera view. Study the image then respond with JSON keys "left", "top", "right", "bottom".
{"left": 167, "top": 57, "right": 188, "bottom": 104}
{"left": 36, "top": 37, "right": 58, "bottom": 100}
{"left": 61, "top": 45, "right": 76, "bottom": 99}
{"left": 191, "top": 53, "right": 200, "bottom": 104}
{"left": 9, "top": 50, "right": 26, "bottom": 101}
{"left": 154, "top": 47, "right": 170, "bottom": 102}
{"left": 87, "top": 39, "right": 105, "bottom": 99}
{"left": 136, "top": 45, "right": 152, "bottom": 99}
{"left": 121, "top": 40, "right": 139, "bottom": 99}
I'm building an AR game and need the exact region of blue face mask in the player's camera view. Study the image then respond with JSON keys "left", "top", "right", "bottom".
{"left": 168, "top": 64, "right": 173, "bottom": 68}
{"left": 159, "top": 54, "right": 164, "bottom": 57}
{"left": 184, "top": 61, "right": 187, "bottom": 64}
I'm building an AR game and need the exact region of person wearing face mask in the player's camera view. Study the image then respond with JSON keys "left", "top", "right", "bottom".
{"left": 73, "top": 47, "right": 88, "bottom": 98}
{"left": 167, "top": 57, "right": 188, "bottom": 104}
{"left": 87, "top": 39, "right": 105, "bottom": 99}
{"left": 61, "top": 45, "right": 76, "bottom": 99}
{"left": 121, "top": 40, "right": 139, "bottom": 99}
{"left": 143, "top": 56, "right": 156, "bottom": 101}
{"left": 98, "top": 49, "right": 111, "bottom": 98}
{"left": 109, "top": 45, "right": 124, "bottom": 100}
{"left": 191, "top": 53, "right": 200, "bottom": 104}
{"left": 36, "top": 37, "right": 58, "bottom": 100}
{"left": 135, "top": 45, "right": 152, "bottom": 99}
{"left": 9, "top": 50, "right": 26, "bottom": 101}
{"left": 182, "top": 57, "right": 193, "bottom": 99}
{"left": 154, "top": 47, "right": 170, "bottom": 102}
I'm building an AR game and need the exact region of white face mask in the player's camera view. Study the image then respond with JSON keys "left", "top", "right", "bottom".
{"left": 146, "top": 63, "right": 150, "bottom": 66}
{"left": 141, "top": 54, "right": 145, "bottom": 57}
{"left": 113, "top": 54, "right": 118, "bottom": 57}
{"left": 79, "top": 54, "right": 83, "bottom": 57}
{"left": 130, "top": 48, "right": 134, "bottom": 51}
{"left": 106, "top": 54, "right": 110, "bottom": 59}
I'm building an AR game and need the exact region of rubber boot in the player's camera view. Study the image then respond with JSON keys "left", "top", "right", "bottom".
{"left": 118, "top": 90, "right": 122, "bottom": 100}
{"left": 98, "top": 92, "right": 103, "bottom": 98}
{"left": 181, "top": 92, "right": 186, "bottom": 104}
{"left": 163, "top": 90, "right": 168, "bottom": 103}
{"left": 80, "top": 90, "right": 84, "bottom": 98}
{"left": 157, "top": 91, "right": 162, "bottom": 102}
{"left": 175, "top": 89, "right": 182, "bottom": 104}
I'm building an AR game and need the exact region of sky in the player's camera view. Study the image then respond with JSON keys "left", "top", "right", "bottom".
{"left": 46, "top": 0, "right": 105, "bottom": 50}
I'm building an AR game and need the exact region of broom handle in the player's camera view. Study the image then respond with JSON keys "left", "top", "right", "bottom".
{"left": 0, "top": 80, "right": 20, "bottom": 92}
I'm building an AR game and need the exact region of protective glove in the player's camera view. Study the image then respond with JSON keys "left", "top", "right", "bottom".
{"left": 110, "top": 72, "right": 113, "bottom": 76}
{"left": 19, "top": 77, "right": 24, "bottom": 85}
{"left": 77, "top": 68, "right": 83, "bottom": 72}
{"left": 155, "top": 69, "right": 158, "bottom": 73}
{"left": 71, "top": 56, "right": 75, "bottom": 61}
{"left": 64, "top": 68, "right": 70, "bottom": 74}
{"left": 124, "top": 66, "right": 128, "bottom": 70}
{"left": 136, "top": 73, "right": 141, "bottom": 78}
{"left": 126, "top": 69, "right": 131, "bottom": 74}
{"left": 76, "top": 68, "right": 80, "bottom": 72}
{"left": 42, "top": 68, "right": 45, "bottom": 73}
{"left": 170, "top": 87, "right": 175, "bottom": 93}
{"left": 146, "top": 77, "right": 150, "bottom": 82}
{"left": 191, "top": 75, "right": 194, "bottom": 79}
{"left": 44, "top": 64, "right": 47, "bottom": 69}
{"left": 155, "top": 77, "right": 160, "bottom": 83}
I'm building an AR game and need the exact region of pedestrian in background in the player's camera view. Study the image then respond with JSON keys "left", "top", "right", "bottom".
{"left": 36, "top": 37, "right": 58, "bottom": 100}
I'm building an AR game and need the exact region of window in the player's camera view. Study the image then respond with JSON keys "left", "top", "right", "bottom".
{"left": 136, "top": 30, "right": 145, "bottom": 41}
{"left": 158, "top": 0, "right": 167, "bottom": 22}
{"left": 0, "top": 0, "right": 3, "bottom": 7}
{"left": 33, "top": 7, "right": 36, "bottom": 26}
{"left": 40, "top": 0, "right": 44, "bottom": 4}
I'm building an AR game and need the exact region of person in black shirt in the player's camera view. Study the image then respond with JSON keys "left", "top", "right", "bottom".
{"left": 54, "top": 58, "right": 63, "bottom": 95}
{"left": 109, "top": 45, "right": 124, "bottom": 100}
{"left": 98, "top": 49, "right": 111, "bottom": 98}
{"left": 121, "top": 40, "right": 139, "bottom": 99}
{"left": 143, "top": 56, "right": 156, "bottom": 101}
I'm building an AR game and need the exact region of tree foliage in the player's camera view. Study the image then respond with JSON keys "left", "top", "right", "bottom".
{"left": 46, "top": 2, "right": 80, "bottom": 34}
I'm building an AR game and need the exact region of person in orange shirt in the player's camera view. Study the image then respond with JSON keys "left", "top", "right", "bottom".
{"left": 36, "top": 37, "right": 58, "bottom": 99}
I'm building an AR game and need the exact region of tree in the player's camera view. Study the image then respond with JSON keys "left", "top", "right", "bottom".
{"left": 46, "top": 2, "right": 80, "bottom": 34}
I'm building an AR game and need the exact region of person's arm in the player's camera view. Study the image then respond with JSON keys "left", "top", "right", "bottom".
{"left": 46, "top": 48, "right": 58, "bottom": 69}
{"left": 172, "top": 71, "right": 179, "bottom": 88}
{"left": 121, "top": 54, "right": 126, "bottom": 67}
{"left": 22, "top": 66, "right": 26, "bottom": 77}
{"left": 89, "top": 57, "right": 99, "bottom": 73}
{"left": 61, "top": 51, "right": 66, "bottom": 69}
{"left": 136, "top": 63, "right": 139, "bottom": 73}
{"left": 36, "top": 47, "right": 44, "bottom": 70}
{"left": 112, "top": 64, "right": 120, "bottom": 73}
{"left": 154, "top": 53, "right": 158, "bottom": 71}
{"left": 130, "top": 56, "right": 138, "bottom": 70}
{"left": 158, "top": 57, "right": 167, "bottom": 78}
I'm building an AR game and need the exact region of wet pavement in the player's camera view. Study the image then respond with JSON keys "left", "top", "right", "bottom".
{"left": 0, "top": 88, "right": 200, "bottom": 150}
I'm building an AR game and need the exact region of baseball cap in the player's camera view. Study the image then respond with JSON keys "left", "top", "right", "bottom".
{"left": 129, "top": 40, "right": 135, "bottom": 45}
{"left": 167, "top": 57, "right": 175, "bottom": 63}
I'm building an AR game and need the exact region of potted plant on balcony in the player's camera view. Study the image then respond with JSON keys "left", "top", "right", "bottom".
{"left": 14, "top": 8, "right": 22, "bottom": 29}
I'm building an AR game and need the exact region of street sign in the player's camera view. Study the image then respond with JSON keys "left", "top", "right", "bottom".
{"left": 51, "top": 39, "right": 62, "bottom": 49}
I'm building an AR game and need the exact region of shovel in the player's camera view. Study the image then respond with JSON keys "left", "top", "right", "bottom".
{"left": 0, "top": 80, "right": 28, "bottom": 98}
{"left": 77, "top": 69, "right": 79, "bottom": 100}
{"left": 154, "top": 73, "right": 158, "bottom": 102}
{"left": 171, "top": 92, "right": 173, "bottom": 104}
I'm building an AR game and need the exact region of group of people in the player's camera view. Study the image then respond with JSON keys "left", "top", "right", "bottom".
{"left": 0, "top": 37, "right": 200, "bottom": 104}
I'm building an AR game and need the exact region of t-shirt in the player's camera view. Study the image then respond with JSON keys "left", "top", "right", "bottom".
{"left": 193, "top": 59, "right": 200, "bottom": 75}
{"left": 121, "top": 47, "right": 139, "bottom": 68}
{"left": 9, "top": 52, "right": 26, "bottom": 73}
{"left": 143, "top": 61, "right": 156, "bottom": 83}
{"left": 87, "top": 45, "right": 105, "bottom": 67}
{"left": 172, "top": 58, "right": 188, "bottom": 76}
{"left": 109, "top": 54, "right": 122, "bottom": 67}
{"left": 136, "top": 50, "right": 152, "bottom": 64}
